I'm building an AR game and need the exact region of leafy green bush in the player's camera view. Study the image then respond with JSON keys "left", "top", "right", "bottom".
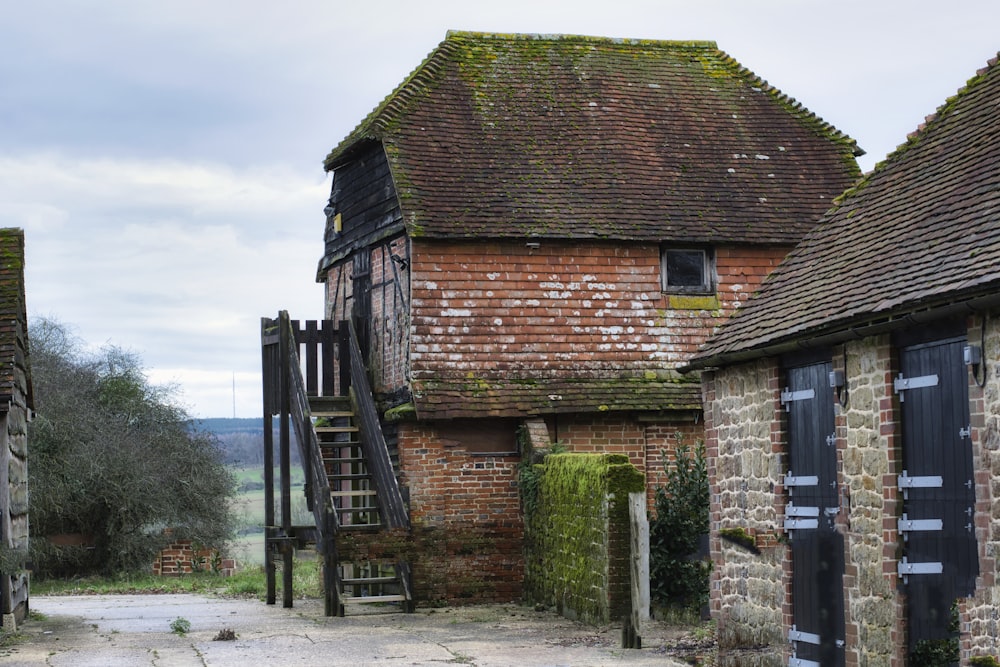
{"left": 649, "top": 441, "right": 710, "bottom": 612}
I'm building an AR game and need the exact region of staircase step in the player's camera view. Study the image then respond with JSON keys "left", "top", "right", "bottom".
{"left": 312, "top": 410, "right": 354, "bottom": 419}
{"left": 323, "top": 457, "right": 365, "bottom": 464}
{"left": 341, "top": 594, "right": 407, "bottom": 604}
{"left": 331, "top": 489, "right": 377, "bottom": 497}
{"left": 330, "top": 473, "right": 372, "bottom": 480}
{"left": 335, "top": 506, "right": 379, "bottom": 514}
{"left": 337, "top": 523, "right": 383, "bottom": 532}
{"left": 316, "top": 425, "right": 359, "bottom": 433}
{"left": 341, "top": 576, "right": 398, "bottom": 586}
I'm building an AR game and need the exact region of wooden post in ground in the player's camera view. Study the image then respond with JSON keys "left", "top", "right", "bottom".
{"left": 622, "top": 491, "right": 649, "bottom": 649}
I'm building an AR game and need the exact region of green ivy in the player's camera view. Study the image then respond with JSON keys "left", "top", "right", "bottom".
{"left": 909, "top": 602, "right": 960, "bottom": 667}
{"left": 649, "top": 441, "right": 710, "bottom": 612}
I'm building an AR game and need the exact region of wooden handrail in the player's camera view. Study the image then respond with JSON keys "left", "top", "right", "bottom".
{"left": 278, "top": 312, "right": 340, "bottom": 537}
{"left": 343, "top": 319, "right": 411, "bottom": 530}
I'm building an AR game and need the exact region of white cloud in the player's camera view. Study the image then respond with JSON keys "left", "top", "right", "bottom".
{"left": 0, "top": 153, "right": 325, "bottom": 418}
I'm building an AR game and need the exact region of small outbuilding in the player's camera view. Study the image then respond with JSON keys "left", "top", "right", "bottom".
{"left": 685, "top": 53, "right": 1000, "bottom": 665}
{"left": 0, "top": 228, "right": 32, "bottom": 629}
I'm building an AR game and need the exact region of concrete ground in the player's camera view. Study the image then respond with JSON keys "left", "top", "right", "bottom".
{"left": 1, "top": 594, "right": 710, "bottom": 666}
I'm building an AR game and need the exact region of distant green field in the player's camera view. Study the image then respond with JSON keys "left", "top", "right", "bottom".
{"left": 231, "top": 466, "right": 310, "bottom": 564}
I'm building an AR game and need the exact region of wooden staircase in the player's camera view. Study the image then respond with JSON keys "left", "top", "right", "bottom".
{"left": 261, "top": 313, "right": 413, "bottom": 616}
{"left": 310, "top": 395, "right": 409, "bottom": 610}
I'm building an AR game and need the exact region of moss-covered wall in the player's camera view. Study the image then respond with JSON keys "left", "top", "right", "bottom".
{"left": 523, "top": 452, "right": 644, "bottom": 624}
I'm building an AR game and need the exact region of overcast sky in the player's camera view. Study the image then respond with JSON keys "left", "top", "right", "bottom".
{"left": 2, "top": 1, "right": 998, "bottom": 419}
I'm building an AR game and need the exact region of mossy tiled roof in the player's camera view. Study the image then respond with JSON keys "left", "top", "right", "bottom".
{"left": 325, "top": 31, "right": 861, "bottom": 243}
{"left": 689, "top": 53, "right": 1000, "bottom": 368}
{"left": 0, "top": 228, "right": 31, "bottom": 409}
{"left": 411, "top": 370, "right": 702, "bottom": 420}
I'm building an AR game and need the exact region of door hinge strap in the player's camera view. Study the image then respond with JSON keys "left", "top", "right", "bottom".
{"left": 781, "top": 387, "right": 815, "bottom": 411}
{"left": 898, "top": 557, "right": 943, "bottom": 577}
{"left": 785, "top": 504, "right": 820, "bottom": 517}
{"left": 789, "top": 660, "right": 821, "bottom": 667}
{"left": 894, "top": 373, "right": 938, "bottom": 401}
{"left": 788, "top": 627, "right": 821, "bottom": 645}
{"left": 897, "top": 471, "right": 943, "bottom": 490}
{"left": 898, "top": 514, "right": 943, "bottom": 532}
{"left": 783, "top": 518, "right": 819, "bottom": 531}
{"left": 784, "top": 472, "right": 819, "bottom": 487}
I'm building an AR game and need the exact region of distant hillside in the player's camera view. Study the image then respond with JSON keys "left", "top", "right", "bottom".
{"left": 191, "top": 417, "right": 265, "bottom": 436}
{"left": 189, "top": 417, "right": 298, "bottom": 468}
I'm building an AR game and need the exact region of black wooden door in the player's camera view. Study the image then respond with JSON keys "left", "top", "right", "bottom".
{"left": 898, "top": 337, "right": 977, "bottom": 657}
{"left": 784, "top": 360, "right": 845, "bottom": 667}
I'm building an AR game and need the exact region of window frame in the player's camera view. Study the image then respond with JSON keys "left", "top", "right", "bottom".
{"left": 660, "top": 246, "right": 716, "bottom": 295}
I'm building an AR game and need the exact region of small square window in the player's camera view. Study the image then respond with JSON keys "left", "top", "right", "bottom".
{"left": 662, "top": 248, "right": 714, "bottom": 293}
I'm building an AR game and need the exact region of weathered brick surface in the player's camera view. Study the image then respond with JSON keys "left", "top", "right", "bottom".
{"left": 395, "top": 421, "right": 524, "bottom": 603}
{"left": 324, "top": 236, "right": 410, "bottom": 396}
{"left": 152, "top": 539, "right": 235, "bottom": 577}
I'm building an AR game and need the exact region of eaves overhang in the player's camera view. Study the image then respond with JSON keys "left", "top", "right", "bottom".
{"left": 682, "top": 289, "right": 1000, "bottom": 373}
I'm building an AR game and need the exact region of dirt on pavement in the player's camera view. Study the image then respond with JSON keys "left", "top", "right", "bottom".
{"left": 1, "top": 594, "right": 715, "bottom": 666}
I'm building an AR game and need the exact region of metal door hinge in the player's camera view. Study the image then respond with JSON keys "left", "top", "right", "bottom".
{"left": 784, "top": 471, "right": 819, "bottom": 488}
{"left": 898, "top": 513, "right": 943, "bottom": 533}
{"left": 894, "top": 373, "right": 938, "bottom": 401}
{"left": 788, "top": 626, "right": 820, "bottom": 645}
{"left": 781, "top": 387, "right": 815, "bottom": 411}
{"left": 898, "top": 470, "right": 942, "bottom": 499}
{"left": 898, "top": 556, "right": 943, "bottom": 582}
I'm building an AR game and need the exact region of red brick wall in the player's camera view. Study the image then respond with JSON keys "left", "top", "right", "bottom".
{"left": 409, "top": 239, "right": 789, "bottom": 378}
{"left": 546, "top": 414, "right": 704, "bottom": 508}
{"left": 153, "top": 539, "right": 235, "bottom": 577}
{"left": 395, "top": 420, "right": 524, "bottom": 604}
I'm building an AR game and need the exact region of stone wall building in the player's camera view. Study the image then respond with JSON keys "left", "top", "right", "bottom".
{"left": 685, "top": 53, "right": 1000, "bottom": 665}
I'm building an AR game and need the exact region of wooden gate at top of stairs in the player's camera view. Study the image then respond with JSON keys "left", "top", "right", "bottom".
{"left": 261, "top": 312, "right": 414, "bottom": 616}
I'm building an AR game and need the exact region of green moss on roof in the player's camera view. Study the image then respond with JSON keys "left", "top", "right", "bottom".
{"left": 324, "top": 31, "right": 860, "bottom": 171}
{"left": 324, "top": 30, "right": 862, "bottom": 245}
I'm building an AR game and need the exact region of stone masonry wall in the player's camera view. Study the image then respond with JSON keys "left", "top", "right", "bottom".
{"left": 963, "top": 311, "right": 1000, "bottom": 661}
{"left": 837, "top": 334, "right": 905, "bottom": 666}
{"left": 703, "top": 358, "right": 786, "bottom": 659}
{"left": 706, "top": 313, "right": 1000, "bottom": 666}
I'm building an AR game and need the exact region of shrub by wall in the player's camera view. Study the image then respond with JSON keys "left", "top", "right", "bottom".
{"left": 523, "top": 452, "right": 645, "bottom": 624}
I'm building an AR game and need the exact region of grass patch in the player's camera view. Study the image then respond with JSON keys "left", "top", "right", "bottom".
{"left": 31, "top": 556, "right": 325, "bottom": 602}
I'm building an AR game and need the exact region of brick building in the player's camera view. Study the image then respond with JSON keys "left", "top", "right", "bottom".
{"left": 0, "top": 229, "right": 32, "bottom": 630}
{"left": 317, "top": 31, "right": 860, "bottom": 602}
{"left": 685, "top": 53, "right": 1000, "bottom": 665}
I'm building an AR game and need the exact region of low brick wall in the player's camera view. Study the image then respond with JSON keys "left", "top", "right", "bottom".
{"left": 522, "top": 452, "right": 644, "bottom": 625}
{"left": 153, "top": 539, "right": 235, "bottom": 577}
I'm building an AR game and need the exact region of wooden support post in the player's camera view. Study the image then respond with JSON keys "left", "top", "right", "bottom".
{"left": 263, "top": 411, "right": 276, "bottom": 606}
{"left": 279, "top": 312, "right": 294, "bottom": 609}
{"left": 323, "top": 513, "right": 341, "bottom": 617}
{"left": 261, "top": 317, "right": 277, "bottom": 607}
{"left": 623, "top": 491, "right": 649, "bottom": 649}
